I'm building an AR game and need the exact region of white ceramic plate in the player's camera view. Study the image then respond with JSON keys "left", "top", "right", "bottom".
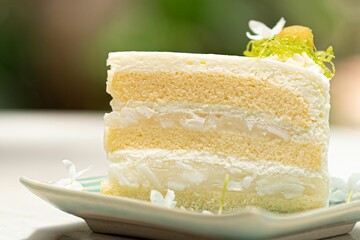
{"left": 20, "top": 176, "right": 360, "bottom": 240}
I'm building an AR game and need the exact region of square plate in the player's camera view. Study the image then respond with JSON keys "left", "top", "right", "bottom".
{"left": 20, "top": 176, "right": 360, "bottom": 240}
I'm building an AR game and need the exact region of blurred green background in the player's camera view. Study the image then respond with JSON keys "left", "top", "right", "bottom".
{"left": 1, "top": 0, "right": 360, "bottom": 125}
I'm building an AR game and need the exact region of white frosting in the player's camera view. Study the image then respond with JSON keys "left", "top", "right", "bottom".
{"left": 107, "top": 51, "right": 329, "bottom": 82}
{"left": 107, "top": 149, "right": 328, "bottom": 200}
{"left": 265, "top": 53, "right": 324, "bottom": 75}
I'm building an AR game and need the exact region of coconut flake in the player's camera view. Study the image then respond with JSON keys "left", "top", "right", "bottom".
{"left": 168, "top": 181, "right": 186, "bottom": 191}
{"left": 284, "top": 192, "right": 303, "bottom": 199}
{"left": 180, "top": 118, "right": 205, "bottom": 131}
{"left": 136, "top": 164, "right": 161, "bottom": 187}
{"left": 135, "top": 106, "right": 156, "bottom": 119}
{"left": 256, "top": 179, "right": 305, "bottom": 199}
{"left": 227, "top": 181, "right": 243, "bottom": 191}
{"left": 159, "top": 118, "right": 175, "bottom": 128}
{"left": 158, "top": 113, "right": 175, "bottom": 128}
{"left": 204, "top": 115, "right": 217, "bottom": 131}
{"left": 245, "top": 120, "right": 254, "bottom": 131}
{"left": 176, "top": 161, "right": 206, "bottom": 185}
{"left": 266, "top": 126, "right": 290, "bottom": 141}
{"left": 119, "top": 107, "right": 140, "bottom": 127}
{"left": 241, "top": 176, "right": 253, "bottom": 189}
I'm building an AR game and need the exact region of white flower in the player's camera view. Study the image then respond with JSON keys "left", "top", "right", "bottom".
{"left": 330, "top": 173, "right": 360, "bottom": 204}
{"left": 150, "top": 189, "right": 177, "bottom": 208}
{"left": 50, "top": 160, "right": 91, "bottom": 191}
{"left": 246, "top": 17, "right": 286, "bottom": 40}
{"left": 202, "top": 210, "right": 213, "bottom": 215}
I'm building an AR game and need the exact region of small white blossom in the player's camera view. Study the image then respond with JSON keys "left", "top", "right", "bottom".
{"left": 150, "top": 189, "right": 177, "bottom": 208}
{"left": 202, "top": 210, "right": 213, "bottom": 215}
{"left": 330, "top": 173, "right": 360, "bottom": 204}
{"left": 51, "top": 160, "right": 91, "bottom": 191}
{"left": 246, "top": 17, "right": 286, "bottom": 40}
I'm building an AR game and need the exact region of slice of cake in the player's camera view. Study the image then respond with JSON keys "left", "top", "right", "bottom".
{"left": 101, "top": 18, "right": 335, "bottom": 213}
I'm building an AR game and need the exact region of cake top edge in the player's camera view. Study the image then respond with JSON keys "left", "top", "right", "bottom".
{"left": 108, "top": 51, "right": 244, "bottom": 59}
{"left": 107, "top": 18, "right": 335, "bottom": 79}
{"left": 107, "top": 51, "right": 328, "bottom": 80}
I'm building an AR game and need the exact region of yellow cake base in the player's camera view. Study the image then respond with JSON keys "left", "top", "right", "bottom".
{"left": 101, "top": 180, "right": 326, "bottom": 213}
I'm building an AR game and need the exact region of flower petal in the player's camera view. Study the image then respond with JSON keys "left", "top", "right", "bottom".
{"left": 246, "top": 32, "right": 263, "bottom": 40}
{"left": 51, "top": 178, "right": 71, "bottom": 187}
{"left": 75, "top": 165, "right": 92, "bottom": 179}
{"left": 354, "top": 182, "right": 360, "bottom": 192}
{"left": 202, "top": 210, "right": 213, "bottom": 215}
{"left": 246, "top": 18, "right": 286, "bottom": 40}
{"left": 62, "top": 159, "right": 77, "bottom": 180}
{"left": 352, "top": 191, "right": 360, "bottom": 201}
{"left": 271, "top": 17, "right": 286, "bottom": 35}
{"left": 65, "top": 181, "right": 84, "bottom": 191}
{"left": 329, "top": 189, "right": 348, "bottom": 203}
{"left": 330, "top": 176, "right": 346, "bottom": 190}
{"left": 164, "top": 189, "right": 177, "bottom": 208}
{"left": 164, "top": 189, "right": 175, "bottom": 202}
{"left": 249, "top": 20, "right": 271, "bottom": 34}
{"left": 150, "top": 190, "right": 165, "bottom": 205}
{"left": 170, "top": 201, "right": 177, "bottom": 208}
{"left": 348, "top": 173, "right": 360, "bottom": 188}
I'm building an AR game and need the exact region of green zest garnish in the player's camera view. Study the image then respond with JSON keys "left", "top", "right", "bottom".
{"left": 218, "top": 174, "right": 229, "bottom": 214}
{"left": 244, "top": 36, "right": 335, "bottom": 78}
{"left": 346, "top": 188, "right": 354, "bottom": 204}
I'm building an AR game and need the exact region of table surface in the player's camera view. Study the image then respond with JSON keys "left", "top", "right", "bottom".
{"left": 1, "top": 111, "right": 360, "bottom": 240}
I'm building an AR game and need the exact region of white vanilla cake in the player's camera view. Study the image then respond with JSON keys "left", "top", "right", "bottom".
{"left": 100, "top": 18, "right": 335, "bottom": 213}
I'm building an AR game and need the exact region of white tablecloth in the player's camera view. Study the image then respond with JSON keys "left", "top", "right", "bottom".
{"left": 1, "top": 112, "right": 360, "bottom": 240}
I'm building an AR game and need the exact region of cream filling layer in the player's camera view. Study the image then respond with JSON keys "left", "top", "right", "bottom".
{"left": 105, "top": 104, "right": 326, "bottom": 142}
{"left": 107, "top": 149, "right": 328, "bottom": 200}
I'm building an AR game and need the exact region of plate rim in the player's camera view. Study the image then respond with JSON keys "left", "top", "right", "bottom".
{"left": 20, "top": 175, "right": 360, "bottom": 239}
